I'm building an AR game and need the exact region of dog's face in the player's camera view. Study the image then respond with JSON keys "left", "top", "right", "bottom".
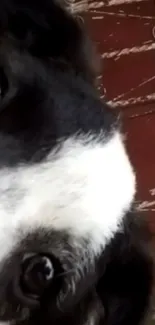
{"left": 0, "top": 1, "right": 143, "bottom": 325}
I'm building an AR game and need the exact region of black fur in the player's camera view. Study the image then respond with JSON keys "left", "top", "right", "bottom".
{"left": 0, "top": 1, "right": 152, "bottom": 325}
{"left": 0, "top": 0, "right": 114, "bottom": 166}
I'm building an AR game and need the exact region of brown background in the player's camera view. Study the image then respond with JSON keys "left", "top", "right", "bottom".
{"left": 74, "top": 0, "right": 155, "bottom": 233}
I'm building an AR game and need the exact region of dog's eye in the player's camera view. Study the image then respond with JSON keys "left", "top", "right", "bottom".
{"left": 0, "top": 68, "right": 8, "bottom": 99}
{"left": 21, "top": 254, "right": 54, "bottom": 299}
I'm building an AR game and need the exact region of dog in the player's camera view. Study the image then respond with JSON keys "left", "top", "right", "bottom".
{"left": 0, "top": 0, "right": 152, "bottom": 325}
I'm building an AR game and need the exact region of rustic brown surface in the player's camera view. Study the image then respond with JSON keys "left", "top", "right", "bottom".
{"left": 74, "top": 0, "right": 155, "bottom": 233}
{"left": 77, "top": 1, "right": 155, "bottom": 319}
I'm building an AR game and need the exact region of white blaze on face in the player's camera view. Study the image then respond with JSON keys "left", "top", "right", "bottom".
{"left": 0, "top": 131, "right": 135, "bottom": 261}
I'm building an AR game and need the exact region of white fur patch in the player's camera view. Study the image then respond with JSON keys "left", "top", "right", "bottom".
{"left": 0, "top": 131, "right": 135, "bottom": 261}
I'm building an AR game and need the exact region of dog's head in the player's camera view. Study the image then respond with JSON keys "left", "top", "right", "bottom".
{"left": 0, "top": 1, "right": 141, "bottom": 325}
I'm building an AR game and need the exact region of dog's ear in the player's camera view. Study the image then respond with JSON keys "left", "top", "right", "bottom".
{"left": 0, "top": 0, "right": 99, "bottom": 83}
{"left": 0, "top": 0, "right": 82, "bottom": 58}
{"left": 96, "top": 231, "right": 153, "bottom": 325}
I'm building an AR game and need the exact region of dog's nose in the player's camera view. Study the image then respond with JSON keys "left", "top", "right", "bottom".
{"left": 21, "top": 254, "right": 54, "bottom": 299}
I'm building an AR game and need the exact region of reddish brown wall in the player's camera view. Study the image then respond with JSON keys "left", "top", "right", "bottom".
{"left": 79, "top": 0, "right": 155, "bottom": 231}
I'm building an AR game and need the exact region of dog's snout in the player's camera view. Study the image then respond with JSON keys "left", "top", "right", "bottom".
{"left": 21, "top": 254, "right": 54, "bottom": 299}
